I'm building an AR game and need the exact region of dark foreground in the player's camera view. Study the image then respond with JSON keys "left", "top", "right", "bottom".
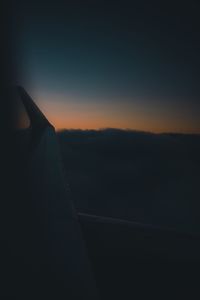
{"left": 4, "top": 88, "right": 200, "bottom": 299}
{"left": 58, "top": 129, "right": 200, "bottom": 234}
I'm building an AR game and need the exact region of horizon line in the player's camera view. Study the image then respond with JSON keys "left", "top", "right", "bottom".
{"left": 55, "top": 127, "right": 200, "bottom": 135}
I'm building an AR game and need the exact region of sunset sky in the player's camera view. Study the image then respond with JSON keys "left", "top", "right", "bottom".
{"left": 15, "top": 1, "right": 200, "bottom": 133}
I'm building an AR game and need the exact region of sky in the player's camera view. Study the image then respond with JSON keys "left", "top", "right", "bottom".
{"left": 14, "top": 0, "right": 200, "bottom": 133}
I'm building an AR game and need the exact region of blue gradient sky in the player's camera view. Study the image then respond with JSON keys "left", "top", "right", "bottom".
{"left": 15, "top": 1, "right": 200, "bottom": 132}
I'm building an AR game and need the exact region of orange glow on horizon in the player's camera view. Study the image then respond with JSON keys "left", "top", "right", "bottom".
{"left": 35, "top": 95, "right": 200, "bottom": 134}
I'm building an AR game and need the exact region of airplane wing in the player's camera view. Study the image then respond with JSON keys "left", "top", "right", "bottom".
{"left": 7, "top": 87, "right": 99, "bottom": 299}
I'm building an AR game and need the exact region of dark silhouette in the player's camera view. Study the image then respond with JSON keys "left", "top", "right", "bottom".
{"left": 4, "top": 88, "right": 99, "bottom": 300}
{"left": 2, "top": 88, "right": 200, "bottom": 300}
{"left": 58, "top": 129, "right": 200, "bottom": 234}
